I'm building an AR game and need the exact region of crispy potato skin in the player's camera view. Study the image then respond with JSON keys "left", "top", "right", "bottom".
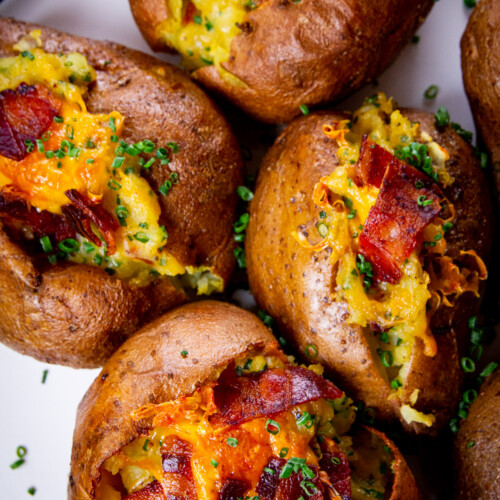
{"left": 454, "top": 370, "right": 500, "bottom": 499}
{"left": 367, "top": 426, "right": 421, "bottom": 500}
{"left": 461, "top": 0, "right": 500, "bottom": 200}
{"left": 246, "top": 111, "right": 494, "bottom": 434}
{"left": 129, "top": 0, "right": 434, "bottom": 123}
{"left": 69, "top": 301, "right": 420, "bottom": 499}
{"left": 0, "top": 18, "right": 243, "bottom": 368}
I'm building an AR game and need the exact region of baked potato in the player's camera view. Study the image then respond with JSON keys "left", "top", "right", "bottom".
{"left": 69, "top": 300, "right": 420, "bottom": 499}
{"left": 0, "top": 18, "right": 243, "bottom": 368}
{"left": 246, "top": 93, "right": 494, "bottom": 434}
{"left": 129, "top": 0, "right": 434, "bottom": 123}
{"left": 461, "top": 0, "right": 500, "bottom": 199}
{"left": 454, "top": 364, "right": 500, "bottom": 499}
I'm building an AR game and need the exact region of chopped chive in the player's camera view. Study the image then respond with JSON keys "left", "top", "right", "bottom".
{"left": 58, "top": 238, "right": 79, "bottom": 253}
{"left": 265, "top": 419, "right": 281, "bottom": 435}
{"left": 111, "top": 157, "right": 124, "bottom": 169}
{"left": 10, "top": 458, "right": 25, "bottom": 470}
{"left": 234, "top": 247, "right": 246, "bottom": 268}
{"left": 159, "top": 180, "right": 172, "bottom": 196}
{"left": 133, "top": 232, "right": 150, "bottom": 243}
{"left": 461, "top": 357, "right": 475, "bottom": 373}
{"left": 41, "top": 370, "right": 48, "bottom": 384}
{"left": 434, "top": 107, "right": 450, "bottom": 128}
{"left": 317, "top": 222, "right": 329, "bottom": 237}
{"left": 304, "top": 343, "right": 318, "bottom": 358}
{"left": 226, "top": 438, "right": 238, "bottom": 447}
{"left": 40, "top": 236, "right": 52, "bottom": 253}
{"left": 480, "top": 362, "right": 498, "bottom": 378}
{"left": 424, "top": 85, "right": 439, "bottom": 99}
{"left": 237, "top": 185, "right": 254, "bottom": 201}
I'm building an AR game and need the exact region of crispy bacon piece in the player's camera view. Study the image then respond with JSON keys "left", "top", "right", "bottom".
{"left": 219, "top": 478, "right": 250, "bottom": 500}
{"left": 162, "top": 453, "right": 191, "bottom": 475}
{"left": 356, "top": 138, "right": 442, "bottom": 283}
{"left": 319, "top": 440, "right": 352, "bottom": 500}
{"left": 256, "top": 457, "right": 285, "bottom": 499}
{"left": 183, "top": 2, "right": 197, "bottom": 24}
{"left": 356, "top": 136, "right": 395, "bottom": 188}
{"left": 0, "top": 190, "right": 76, "bottom": 241}
{"left": 0, "top": 188, "right": 119, "bottom": 254}
{"left": 0, "top": 83, "right": 60, "bottom": 161}
{"left": 256, "top": 457, "right": 324, "bottom": 500}
{"left": 211, "top": 366, "right": 342, "bottom": 427}
{"left": 63, "top": 189, "right": 119, "bottom": 254}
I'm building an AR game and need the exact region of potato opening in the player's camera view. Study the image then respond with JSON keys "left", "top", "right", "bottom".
{"left": 0, "top": 34, "right": 224, "bottom": 295}
{"left": 157, "top": 0, "right": 251, "bottom": 79}
{"left": 96, "top": 351, "right": 395, "bottom": 499}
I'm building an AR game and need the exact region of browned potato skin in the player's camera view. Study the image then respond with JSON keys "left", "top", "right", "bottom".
{"left": 246, "top": 111, "right": 494, "bottom": 434}
{"left": 68, "top": 300, "right": 420, "bottom": 499}
{"left": 0, "top": 18, "right": 243, "bottom": 368}
{"left": 461, "top": 0, "right": 500, "bottom": 200}
{"left": 129, "top": 0, "right": 434, "bottom": 123}
{"left": 454, "top": 369, "right": 500, "bottom": 499}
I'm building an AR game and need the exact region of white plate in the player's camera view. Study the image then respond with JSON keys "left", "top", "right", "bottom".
{"left": 0, "top": 0, "right": 493, "bottom": 499}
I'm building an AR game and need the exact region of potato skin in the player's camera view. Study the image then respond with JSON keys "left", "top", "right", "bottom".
{"left": 246, "top": 111, "right": 494, "bottom": 434}
{"left": 130, "top": 0, "right": 434, "bottom": 123}
{"left": 461, "top": 0, "right": 500, "bottom": 200}
{"left": 0, "top": 18, "right": 243, "bottom": 367}
{"left": 69, "top": 300, "right": 420, "bottom": 499}
{"left": 454, "top": 369, "right": 500, "bottom": 499}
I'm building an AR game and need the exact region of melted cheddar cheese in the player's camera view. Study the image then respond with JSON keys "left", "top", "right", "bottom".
{"left": 98, "top": 356, "right": 392, "bottom": 500}
{"left": 157, "top": 0, "right": 249, "bottom": 82}
{"left": 0, "top": 33, "right": 223, "bottom": 292}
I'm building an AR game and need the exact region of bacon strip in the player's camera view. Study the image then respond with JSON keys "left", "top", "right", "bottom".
{"left": 356, "top": 138, "right": 442, "bottom": 283}
{"left": 220, "top": 478, "right": 250, "bottom": 500}
{"left": 211, "top": 366, "right": 342, "bottom": 427}
{"left": 63, "top": 189, "right": 119, "bottom": 254}
{"left": 0, "top": 190, "right": 76, "bottom": 241}
{"left": 183, "top": 2, "right": 197, "bottom": 24}
{"left": 0, "top": 83, "right": 60, "bottom": 161}
{"left": 319, "top": 440, "right": 352, "bottom": 500}
{"left": 355, "top": 136, "right": 395, "bottom": 188}
{"left": 0, "top": 188, "right": 119, "bottom": 254}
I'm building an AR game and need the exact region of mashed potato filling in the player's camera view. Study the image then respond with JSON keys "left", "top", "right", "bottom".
{"left": 296, "top": 94, "right": 461, "bottom": 426}
{"left": 157, "top": 0, "right": 249, "bottom": 80}
{"left": 98, "top": 354, "right": 394, "bottom": 500}
{"left": 0, "top": 33, "right": 222, "bottom": 292}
